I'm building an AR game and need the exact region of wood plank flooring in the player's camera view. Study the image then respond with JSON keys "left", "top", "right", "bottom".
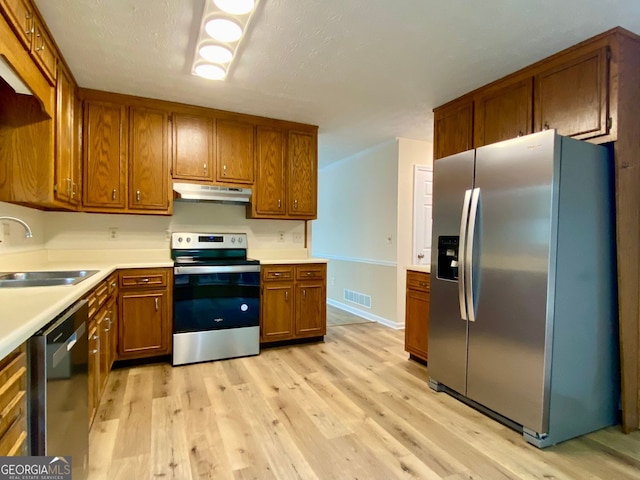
{"left": 326, "top": 305, "right": 371, "bottom": 326}
{"left": 89, "top": 323, "right": 640, "bottom": 479}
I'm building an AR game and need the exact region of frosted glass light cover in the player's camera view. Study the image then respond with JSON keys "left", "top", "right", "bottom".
{"left": 213, "top": 0, "right": 255, "bottom": 15}
{"left": 205, "top": 18, "right": 242, "bottom": 42}
{"left": 194, "top": 64, "right": 226, "bottom": 80}
{"left": 199, "top": 45, "right": 233, "bottom": 63}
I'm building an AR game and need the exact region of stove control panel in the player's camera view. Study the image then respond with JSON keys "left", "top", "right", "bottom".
{"left": 171, "top": 232, "right": 247, "bottom": 250}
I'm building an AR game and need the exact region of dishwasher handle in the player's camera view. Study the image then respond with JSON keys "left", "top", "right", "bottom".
{"left": 52, "top": 322, "right": 86, "bottom": 369}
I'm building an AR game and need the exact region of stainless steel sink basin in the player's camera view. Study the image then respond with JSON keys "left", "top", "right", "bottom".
{"left": 0, "top": 270, "right": 99, "bottom": 288}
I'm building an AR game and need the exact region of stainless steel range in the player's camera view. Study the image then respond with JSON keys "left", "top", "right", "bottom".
{"left": 171, "top": 232, "right": 260, "bottom": 366}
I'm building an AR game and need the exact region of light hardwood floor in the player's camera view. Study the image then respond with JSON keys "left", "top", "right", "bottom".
{"left": 89, "top": 323, "right": 640, "bottom": 479}
{"left": 326, "top": 305, "right": 371, "bottom": 326}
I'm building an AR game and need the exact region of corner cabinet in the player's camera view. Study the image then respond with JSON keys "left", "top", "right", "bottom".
{"left": 118, "top": 268, "right": 172, "bottom": 360}
{"left": 261, "top": 263, "right": 326, "bottom": 343}
{"left": 404, "top": 270, "right": 430, "bottom": 363}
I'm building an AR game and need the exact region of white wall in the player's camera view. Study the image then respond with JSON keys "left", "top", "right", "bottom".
{"left": 396, "top": 138, "right": 433, "bottom": 325}
{"left": 313, "top": 140, "right": 399, "bottom": 325}
{"left": 0, "top": 202, "right": 46, "bottom": 254}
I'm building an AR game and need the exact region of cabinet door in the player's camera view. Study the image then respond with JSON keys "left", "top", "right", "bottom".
{"left": 73, "top": 91, "right": 82, "bottom": 206}
{"left": 30, "top": 18, "right": 56, "bottom": 85}
{"left": 83, "top": 101, "right": 128, "bottom": 209}
{"left": 295, "top": 282, "right": 326, "bottom": 337}
{"left": 216, "top": 119, "right": 254, "bottom": 184}
{"left": 405, "top": 289, "right": 429, "bottom": 362}
{"left": 0, "top": 0, "right": 33, "bottom": 49}
{"left": 534, "top": 46, "right": 609, "bottom": 140}
{"left": 87, "top": 323, "right": 99, "bottom": 425}
{"left": 288, "top": 131, "right": 317, "bottom": 218}
{"left": 118, "top": 290, "right": 170, "bottom": 358}
{"left": 172, "top": 113, "right": 214, "bottom": 181}
{"left": 97, "top": 310, "right": 109, "bottom": 396}
{"left": 254, "top": 126, "right": 286, "bottom": 216}
{"left": 106, "top": 297, "right": 117, "bottom": 371}
{"left": 129, "top": 107, "right": 170, "bottom": 210}
{"left": 54, "top": 64, "right": 74, "bottom": 205}
{"left": 261, "top": 283, "right": 294, "bottom": 342}
{"left": 433, "top": 99, "right": 473, "bottom": 160}
{"left": 474, "top": 78, "right": 533, "bottom": 148}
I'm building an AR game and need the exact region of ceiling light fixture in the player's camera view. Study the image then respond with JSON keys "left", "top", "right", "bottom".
{"left": 191, "top": 0, "right": 261, "bottom": 81}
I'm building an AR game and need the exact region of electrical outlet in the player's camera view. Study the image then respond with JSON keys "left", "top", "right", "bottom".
{"left": 277, "top": 231, "right": 285, "bottom": 243}
{"left": 293, "top": 232, "right": 303, "bottom": 243}
{"left": 387, "top": 235, "right": 393, "bottom": 245}
{"left": 108, "top": 227, "right": 118, "bottom": 240}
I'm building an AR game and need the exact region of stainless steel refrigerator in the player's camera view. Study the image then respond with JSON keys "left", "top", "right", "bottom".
{"left": 428, "top": 130, "right": 619, "bottom": 447}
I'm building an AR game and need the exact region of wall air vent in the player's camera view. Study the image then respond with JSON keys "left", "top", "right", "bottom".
{"left": 343, "top": 289, "right": 371, "bottom": 309}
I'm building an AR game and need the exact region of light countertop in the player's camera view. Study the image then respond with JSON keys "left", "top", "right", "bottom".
{"left": 407, "top": 265, "right": 431, "bottom": 274}
{"left": 0, "top": 249, "right": 328, "bottom": 359}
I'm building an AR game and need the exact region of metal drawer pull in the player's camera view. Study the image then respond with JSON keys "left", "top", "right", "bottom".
{"left": 111, "top": 282, "right": 116, "bottom": 288}
{"left": 140, "top": 278, "right": 150, "bottom": 283}
{"left": 112, "top": 188, "right": 117, "bottom": 200}
{"left": 136, "top": 190, "right": 141, "bottom": 202}
{"left": 306, "top": 271, "right": 312, "bottom": 276}
{"left": 277, "top": 199, "right": 281, "bottom": 208}
{"left": 273, "top": 272, "right": 281, "bottom": 276}
{"left": 419, "top": 282, "right": 428, "bottom": 287}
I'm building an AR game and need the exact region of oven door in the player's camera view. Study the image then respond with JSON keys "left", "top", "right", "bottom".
{"left": 173, "top": 265, "right": 260, "bottom": 334}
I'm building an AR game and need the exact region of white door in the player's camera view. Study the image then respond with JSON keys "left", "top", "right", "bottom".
{"left": 413, "top": 166, "right": 433, "bottom": 265}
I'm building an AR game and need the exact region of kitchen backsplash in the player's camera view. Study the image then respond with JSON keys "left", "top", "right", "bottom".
{"left": 0, "top": 201, "right": 307, "bottom": 255}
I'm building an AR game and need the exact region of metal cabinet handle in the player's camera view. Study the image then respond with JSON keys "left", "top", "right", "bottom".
{"left": 273, "top": 272, "right": 281, "bottom": 276}
{"left": 25, "top": 13, "right": 33, "bottom": 36}
{"left": 517, "top": 131, "right": 524, "bottom": 137}
{"left": 419, "top": 282, "right": 428, "bottom": 287}
{"left": 140, "top": 278, "right": 150, "bottom": 283}
{"left": 203, "top": 163, "right": 207, "bottom": 174}
{"left": 277, "top": 199, "right": 281, "bottom": 209}
{"left": 285, "top": 291, "right": 288, "bottom": 301}
{"left": 154, "top": 297, "right": 159, "bottom": 311}
{"left": 222, "top": 165, "right": 227, "bottom": 176}
{"left": 35, "top": 33, "right": 44, "bottom": 51}
{"left": 306, "top": 271, "right": 312, "bottom": 276}
{"left": 417, "top": 253, "right": 424, "bottom": 259}
{"left": 112, "top": 188, "right": 117, "bottom": 200}
{"left": 104, "top": 317, "right": 111, "bottom": 332}
{"left": 136, "top": 190, "right": 141, "bottom": 202}
{"left": 302, "top": 289, "right": 306, "bottom": 299}
{"left": 293, "top": 199, "right": 298, "bottom": 209}
{"left": 72, "top": 182, "right": 78, "bottom": 197}
{"left": 543, "top": 122, "right": 550, "bottom": 131}
{"left": 111, "top": 282, "right": 116, "bottom": 288}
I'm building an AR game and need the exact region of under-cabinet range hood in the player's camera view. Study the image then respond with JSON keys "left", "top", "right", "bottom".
{"left": 0, "top": 56, "right": 31, "bottom": 95}
{"left": 173, "top": 182, "right": 252, "bottom": 205}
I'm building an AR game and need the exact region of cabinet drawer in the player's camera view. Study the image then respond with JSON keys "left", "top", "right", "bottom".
{"left": 262, "top": 265, "right": 294, "bottom": 282}
{"left": 407, "top": 271, "right": 430, "bottom": 292}
{"left": 0, "top": 413, "right": 27, "bottom": 456}
{"left": 295, "top": 264, "right": 326, "bottom": 281}
{"left": 120, "top": 269, "right": 168, "bottom": 288}
{"left": 107, "top": 273, "right": 118, "bottom": 295}
{"left": 0, "top": 348, "right": 26, "bottom": 439}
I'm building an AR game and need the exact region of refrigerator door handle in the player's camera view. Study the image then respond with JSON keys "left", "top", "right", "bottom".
{"left": 465, "top": 188, "right": 481, "bottom": 322}
{"left": 458, "top": 189, "right": 473, "bottom": 320}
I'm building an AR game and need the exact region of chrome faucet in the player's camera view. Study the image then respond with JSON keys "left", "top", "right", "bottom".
{"left": 0, "top": 216, "right": 33, "bottom": 238}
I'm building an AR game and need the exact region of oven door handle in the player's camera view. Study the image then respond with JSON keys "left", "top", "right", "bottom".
{"left": 174, "top": 265, "right": 261, "bottom": 275}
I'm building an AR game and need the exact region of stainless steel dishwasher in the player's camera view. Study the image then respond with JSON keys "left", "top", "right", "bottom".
{"left": 29, "top": 299, "right": 89, "bottom": 480}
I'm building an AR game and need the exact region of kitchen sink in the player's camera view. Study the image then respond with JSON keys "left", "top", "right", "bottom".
{"left": 0, "top": 270, "right": 99, "bottom": 288}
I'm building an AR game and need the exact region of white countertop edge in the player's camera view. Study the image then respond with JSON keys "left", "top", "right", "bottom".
{"left": 258, "top": 257, "right": 329, "bottom": 265}
{"left": 406, "top": 265, "right": 431, "bottom": 273}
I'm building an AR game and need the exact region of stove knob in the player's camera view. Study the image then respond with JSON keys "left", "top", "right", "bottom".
{"left": 186, "top": 237, "right": 191, "bottom": 243}
{"left": 231, "top": 237, "right": 236, "bottom": 244}
{"left": 238, "top": 237, "right": 243, "bottom": 244}
{"left": 178, "top": 237, "right": 183, "bottom": 243}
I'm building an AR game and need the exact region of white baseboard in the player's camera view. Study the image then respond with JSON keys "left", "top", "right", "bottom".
{"left": 327, "top": 299, "right": 404, "bottom": 330}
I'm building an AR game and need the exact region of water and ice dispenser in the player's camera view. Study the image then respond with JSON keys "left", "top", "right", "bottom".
{"left": 437, "top": 236, "right": 459, "bottom": 281}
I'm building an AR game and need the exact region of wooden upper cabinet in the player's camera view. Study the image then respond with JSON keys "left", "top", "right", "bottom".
{"left": 474, "top": 78, "right": 533, "bottom": 148}
{"left": 534, "top": 46, "right": 610, "bottom": 140}
{"left": 30, "top": 17, "right": 56, "bottom": 84}
{"left": 216, "top": 119, "right": 254, "bottom": 184}
{"left": 129, "top": 107, "right": 170, "bottom": 211}
{"left": 83, "top": 100, "right": 127, "bottom": 209}
{"left": 54, "top": 64, "right": 80, "bottom": 207}
{"left": 172, "top": 113, "right": 214, "bottom": 182}
{"left": 288, "top": 130, "right": 317, "bottom": 218}
{"left": 433, "top": 99, "right": 473, "bottom": 160}
{"left": 0, "top": 0, "right": 33, "bottom": 50}
{"left": 254, "top": 126, "right": 286, "bottom": 216}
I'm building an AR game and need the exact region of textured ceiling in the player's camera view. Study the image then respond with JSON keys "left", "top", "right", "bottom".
{"left": 34, "top": 0, "right": 640, "bottom": 167}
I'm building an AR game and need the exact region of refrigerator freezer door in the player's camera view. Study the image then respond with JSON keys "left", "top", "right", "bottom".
{"left": 429, "top": 149, "right": 475, "bottom": 395}
{"left": 466, "top": 130, "right": 559, "bottom": 433}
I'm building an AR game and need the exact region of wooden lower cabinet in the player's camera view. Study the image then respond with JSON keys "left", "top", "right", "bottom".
{"left": 117, "top": 268, "right": 172, "bottom": 360}
{"left": 87, "top": 272, "right": 118, "bottom": 426}
{"left": 404, "top": 270, "right": 430, "bottom": 363}
{"left": 261, "top": 263, "right": 326, "bottom": 343}
{"left": 0, "top": 343, "right": 27, "bottom": 456}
